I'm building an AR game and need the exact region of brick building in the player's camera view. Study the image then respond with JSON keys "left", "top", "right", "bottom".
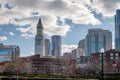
{"left": 23, "top": 54, "right": 76, "bottom": 75}
{"left": 91, "top": 49, "right": 120, "bottom": 72}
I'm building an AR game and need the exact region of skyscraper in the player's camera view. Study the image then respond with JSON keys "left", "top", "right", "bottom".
{"left": 51, "top": 35, "right": 61, "bottom": 58}
{"left": 71, "top": 48, "right": 84, "bottom": 60}
{"left": 78, "top": 39, "right": 85, "bottom": 56}
{"left": 35, "top": 18, "right": 45, "bottom": 57}
{"left": 78, "top": 39, "right": 85, "bottom": 49}
{"left": 45, "top": 38, "right": 50, "bottom": 56}
{"left": 85, "top": 28, "right": 112, "bottom": 56}
{"left": 115, "top": 9, "right": 120, "bottom": 51}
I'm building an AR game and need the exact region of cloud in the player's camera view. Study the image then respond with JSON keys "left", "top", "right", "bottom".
{"left": 0, "top": 0, "right": 101, "bottom": 38}
{"left": 21, "top": 33, "right": 34, "bottom": 38}
{"left": 9, "top": 32, "right": 14, "bottom": 36}
{"left": 15, "top": 15, "right": 71, "bottom": 36}
{"left": 0, "top": 36, "right": 7, "bottom": 41}
{"left": 30, "top": 51, "right": 34, "bottom": 55}
{"left": 91, "top": 0, "right": 120, "bottom": 17}
{"left": 62, "top": 44, "right": 77, "bottom": 54}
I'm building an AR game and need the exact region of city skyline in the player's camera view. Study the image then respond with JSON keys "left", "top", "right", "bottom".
{"left": 0, "top": 0, "right": 118, "bottom": 57}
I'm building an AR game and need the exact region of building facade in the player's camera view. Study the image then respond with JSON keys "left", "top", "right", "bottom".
{"left": 78, "top": 39, "right": 85, "bottom": 49}
{"left": 91, "top": 49, "right": 120, "bottom": 72}
{"left": 35, "top": 18, "right": 45, "bottom": 57}
{"left": 85, "top": 28, "right": 112, "bottom": 56}
{"left": 0, "top": 43, "right": 20, "bottom": 62}
{"left": 23, "top": 54, "right": 76, "bottom": 74}
{"left": 115, "top": 9, "right": 120, "bottom": 51}
{"left": 45, "top": 39, "right": 50, "bottom": 56}
{"left": 71, "top": 48, "right": 84, "bottom": 60}
{"left": 51, "top": 35, "right": 61, "bottom": 58}
{"left": 78, "top": 39, "right": 85, "bottom": 56}
{"left": 71, "top": 49, "right": 77, "bottom": 60}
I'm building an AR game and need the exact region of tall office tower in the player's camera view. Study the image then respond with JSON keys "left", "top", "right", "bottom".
{"left": 35, "top": 18, "right": 45, "bottom": 57}
{"left": 78, "top": 39, "right": 85, "bottom": 56}
{"left": 78, "top": 39, "right": 85, "bottom": 49}
{"left": 71, "top": 48, "right": 83, "bottom": 60}
{"left": 45, "top": 39, "right": 50, "bottom": 56}
{"left": 51, "top": 35, "right": 61, "bottom": 58}
{"left": 85, "top": 28, "right": 112, "bottom": 56}
{"left": 115, "top": 9, "right": 120, "bottom": 51}
{"left": 0, "top": 43, "right": 20, "bottom": 62}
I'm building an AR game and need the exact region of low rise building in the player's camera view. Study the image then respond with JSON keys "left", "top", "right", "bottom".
{"left": 91, "top": 49, "right": 120, "bottom": 72}
{"left": 23, "top": 54, "right": 76, "bottom": 74}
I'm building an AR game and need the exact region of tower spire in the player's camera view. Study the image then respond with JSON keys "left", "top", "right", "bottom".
{"left": 37, "top": 18, "right": 43, "bottom": 29}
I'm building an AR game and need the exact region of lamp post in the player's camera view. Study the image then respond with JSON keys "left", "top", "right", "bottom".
{"left": 101, "top": 48, "right": 104, "bottom": 80}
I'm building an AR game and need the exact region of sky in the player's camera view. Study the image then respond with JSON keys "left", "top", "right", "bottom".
{"left": 0, "top": 0, "right": 119, "bottom": 57}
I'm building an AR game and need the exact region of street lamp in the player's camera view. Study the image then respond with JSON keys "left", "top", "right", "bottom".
{"left": 101, "top": 48, "right": 105, "bottom": 80}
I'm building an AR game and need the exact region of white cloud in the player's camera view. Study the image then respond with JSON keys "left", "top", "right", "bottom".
{"left": 62, "top": 44, "right": 77, "bottom": 54}
{"left": 16, "top": 27, "right": 30, "bottom": 33}
{"left": 0, "top": 36, "right": 7, "bottom": 41}
{"left": 15, "top": 15, "right": 71, "bottom": 36}
{"left": 30, "top": 51, "right": 34, "bottom": 55}
{"left": 20, "top": 51, "right": 34, "bottom": 57}
{"left": 21, "top": 33, "right": 34, "bottom": 38}
{"left": 9, "top": 32, "right": 14, "bottom": 36}
{"left": 0, "top": 0, "right": 101, "bottom": 38}
{"left": 91, "top": 0, "right": 120, "bottom": 17}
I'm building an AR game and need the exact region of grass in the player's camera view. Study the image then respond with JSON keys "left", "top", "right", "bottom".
{"left": 0, "top": 74, "right": 119, "bottom": 80}
{"left": 0, "top": 74, "right": 99, "bottom": 79}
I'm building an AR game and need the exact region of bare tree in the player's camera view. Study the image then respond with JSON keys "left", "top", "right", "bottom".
{"left": 3, "top": 58, "right": 26, "bottom": 74}
{"left": 0, "top": 63, "right": 6, "bottom": 73}
{"left": 62, "top": 55, "right": 76, "bottom": 75}
{"left": 24, "top": 58, "right": 32, "bottom": 74}
{"left": 85, "top": 59, "right": 101, "bottom": 75}
{"left": 116, "top": 59, "right": 120, "bottom": 72}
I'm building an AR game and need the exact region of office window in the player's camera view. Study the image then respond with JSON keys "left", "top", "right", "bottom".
{"left": 116, "top": 53, "right": 119, "bottom": 56}
{"left": 110, "top": 53, "right": 113, "bottom": 56}
{"left": 110, "top": 56, "right": 114, "bottom": 60}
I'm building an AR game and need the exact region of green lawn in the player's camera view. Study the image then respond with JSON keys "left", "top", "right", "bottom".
{"left": 0, "top": 74, "right": 119, "bottom": 80}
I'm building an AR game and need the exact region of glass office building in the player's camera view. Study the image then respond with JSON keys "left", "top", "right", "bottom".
{"left": 51, "top": 35, "right": 61, "bottom": 58}
{"left": 0, "top": 43, "right": 20, "bottom": 62}
{"left": 45, "top": 39, "right": 50, "bottom": 56}
{"left": 85, "top": 28, "right": 112, "bottom": 56}
{"left": 115, "top": 9, "right": 120, "bottom": 51}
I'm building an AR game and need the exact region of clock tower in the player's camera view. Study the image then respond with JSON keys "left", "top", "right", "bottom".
{"left": 35, "top": 18, "right": 45, "bottom": 57}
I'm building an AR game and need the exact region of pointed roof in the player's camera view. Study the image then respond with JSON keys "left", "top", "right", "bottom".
{"left": 37, "top": 18, "right": 43, "bottom": 29}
